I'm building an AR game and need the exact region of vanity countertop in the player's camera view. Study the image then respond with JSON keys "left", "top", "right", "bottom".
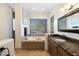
{"left": 49, "top": 35, "right": 79, "bottom": 56}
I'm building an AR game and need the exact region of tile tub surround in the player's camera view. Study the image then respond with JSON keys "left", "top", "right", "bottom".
{"left": 21, "top": 41, "right": 45, "bottom": 50}
{"left": 49, "top": 34, "right": 79, "bottom": 56}
{"left": 26, "top": 33, "right": 45, "bottom": 36}
{"left": 23, "top": 36, "right": 46, "bottom": 41}
{"left": 23, "top": 33, "right": 48, "bottom": 40}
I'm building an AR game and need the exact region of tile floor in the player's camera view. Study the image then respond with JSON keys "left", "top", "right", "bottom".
{"left": 15, "top": 49, "right": 49, "bottom": 56}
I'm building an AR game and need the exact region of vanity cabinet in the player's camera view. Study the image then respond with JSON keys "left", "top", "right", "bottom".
{"left": 50, "top": 41, "right": 58, "bottom": 56}
{"left": 48, "top": 40, "right": 51, "bottom": 55}
{"left": 48, "top": 40, "right": 57, "bottom": 56}
{"left": 48, "top": 39, "right": 72, "bottom": 56}
{"left": 58, "top": 47, "right": 69, "bottom": 56}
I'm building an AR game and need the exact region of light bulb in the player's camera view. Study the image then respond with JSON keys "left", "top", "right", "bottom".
{"left": 61, "top": 8, "right": 65, "bottom": 12}
{"left": 64, "top": 4, "right": 71, "bottom": 10}
{"left": 32, "top": 8, "right": 36, "bottom": 11}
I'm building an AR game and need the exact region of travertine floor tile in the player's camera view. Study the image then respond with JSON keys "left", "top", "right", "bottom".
{"left": 15, "top": 49, "right": 49, "bottom": 56}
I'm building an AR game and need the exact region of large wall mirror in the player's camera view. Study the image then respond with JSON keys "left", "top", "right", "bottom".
{"left": 58, "top": 8, "right": 79, "bottom": 33}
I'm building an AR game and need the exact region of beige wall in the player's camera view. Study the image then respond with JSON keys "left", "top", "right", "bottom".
{"left": 0, "top": 4, "right": 12, "bottom": 40}
{"left": 15, "top": 4, "right": 22, "bottom": 48}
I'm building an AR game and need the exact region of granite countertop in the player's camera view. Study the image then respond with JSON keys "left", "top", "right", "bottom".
{"left": 62, "top": 41, "right": 79, "bottom": 56}
{"left": 49, "top": 36, "right": 79, "bottom": 56}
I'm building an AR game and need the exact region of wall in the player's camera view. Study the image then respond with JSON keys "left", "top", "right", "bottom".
{"left": 22, "top": 12, "right": 51, "bottom": 36}
{"left": 0, "top": 4, "right": 12, "bottom": 40}
{"left": 50, "top": 4, "right": 79, "bottom": 40}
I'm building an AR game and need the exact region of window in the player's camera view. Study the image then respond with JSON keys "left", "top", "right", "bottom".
{"left": 30, "top": 19, "right": 47, "bottom": 33}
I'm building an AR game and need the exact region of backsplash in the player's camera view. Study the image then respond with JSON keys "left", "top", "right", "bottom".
{"left": 57, "top": 32, "right": 79, "bottom": 40}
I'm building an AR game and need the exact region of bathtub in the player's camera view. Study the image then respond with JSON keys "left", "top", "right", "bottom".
{"left": 23, "top": 33, "right": 47, "bottom": 41}
{"left": 22, "top": 36, "right": 46, "bottom": 42}
{"left": 22, "top": 34, "right": 48, "bottom": 50}
{"left": 27, "top": 36, "right": 45, "bottom": 40}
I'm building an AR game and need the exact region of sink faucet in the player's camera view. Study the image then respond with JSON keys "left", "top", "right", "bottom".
{"left": 62, "top": 35, "right": 66, "bottom": 39}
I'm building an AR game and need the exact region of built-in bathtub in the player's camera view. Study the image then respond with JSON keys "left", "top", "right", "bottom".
{"left": 22, "top": 34, "right": 48, "bottom": 50}
{"left": 23, "top": 34, "right": 46, "bottom": 40}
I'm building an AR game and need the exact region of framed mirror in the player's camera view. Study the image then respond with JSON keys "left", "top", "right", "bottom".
{"left": 58, "top": 8, "right": 79, "bottom": 33}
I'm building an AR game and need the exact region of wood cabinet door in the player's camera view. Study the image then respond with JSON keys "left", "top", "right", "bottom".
{"left": 50, "top": 42, "right": 58, "bottom": 56}
{"left": 48, "top": 40, "right": 51, "bottom": 55}
{"left": 58, "top": 47, "right": 69, "bottom": 56}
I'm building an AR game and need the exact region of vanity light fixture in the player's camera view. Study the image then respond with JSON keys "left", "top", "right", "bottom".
{"left": 61, "top": 8, "right": 66, "bottom": 12}
{"left": 64, "top": 4, "right": 71, "bottom": 10}
{"left": 60, "top": 3, "right": 77, "bottom": 12}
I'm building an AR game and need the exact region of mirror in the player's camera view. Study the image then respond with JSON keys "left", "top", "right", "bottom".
{"left": 66, "top": 12, "right": 79, "bottom": 29}
{"left": 58, "top": 8, "right": 79, "bottom": 33}
{"left": 58, "top": 18, "right": 66, "bottom": 30}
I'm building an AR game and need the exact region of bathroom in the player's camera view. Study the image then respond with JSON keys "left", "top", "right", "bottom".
{"left": 0, "top": 2, "right": 79, "bottom": 57}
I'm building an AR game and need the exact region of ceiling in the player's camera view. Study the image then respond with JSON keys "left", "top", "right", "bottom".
{"left": 8, "top": 3, "right": 66, "bottom": 14}
{"left": 22, "top": 3, "right": 55, "bottom": 13}
{"left": 22, "top": 3, "right": 66, "bottom": 14}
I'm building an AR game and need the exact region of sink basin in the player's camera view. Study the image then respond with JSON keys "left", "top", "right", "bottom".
{"left": 53, "top": 39, "right": 66, "bottom": 45}
{"left": 54, "top": 39, "right": 65, "bottom": 42}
